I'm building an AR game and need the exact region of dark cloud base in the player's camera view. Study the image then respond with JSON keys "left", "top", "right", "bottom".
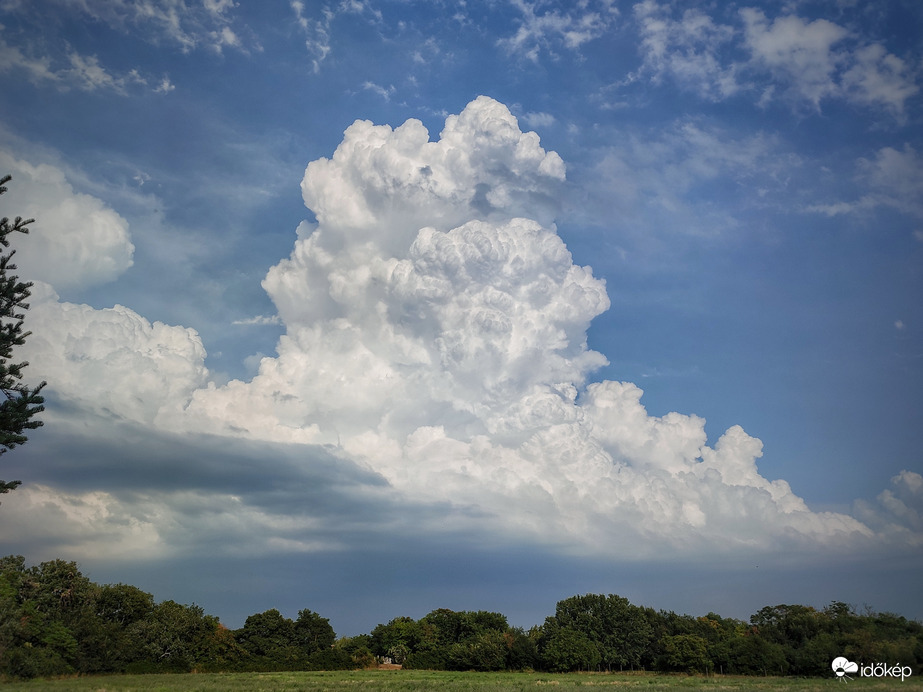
{"left": 4, "top": 400, "right": 921, "bottom": 635}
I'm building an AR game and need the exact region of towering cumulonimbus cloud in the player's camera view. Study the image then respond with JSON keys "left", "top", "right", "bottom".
{"left": 173, "top": 96, "right": 887, "bottom": 555}
{"left": 18, "top": 96, "right": 920, "bottom": 559}
{"left": 178, "top": 96, "right": 604, "bottom": 446}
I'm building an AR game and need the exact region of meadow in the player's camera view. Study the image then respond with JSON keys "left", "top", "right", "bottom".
{"left": 2, "top": 670, "right": 920, "bottom": 692}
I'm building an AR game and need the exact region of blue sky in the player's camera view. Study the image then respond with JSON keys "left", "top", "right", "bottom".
{"left": 0, "top": 0, "right": 921, "bottom": 634}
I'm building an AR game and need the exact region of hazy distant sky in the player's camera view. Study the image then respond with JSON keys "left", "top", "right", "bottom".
{"left": 0, "top": 0, "right": 921, "bottom": 634}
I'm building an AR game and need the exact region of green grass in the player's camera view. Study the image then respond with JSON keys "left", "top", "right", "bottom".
{"left": 2, "top": 670, "right": 920, "bottom": 691}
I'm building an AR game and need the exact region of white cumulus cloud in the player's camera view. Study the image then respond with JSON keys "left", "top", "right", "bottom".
{"left": 9, "top": 97, "right": 919, "bottom": 564}
{"left": 740, "top": 8, "right": 849, "bottom": 111}
{"left": 632, "top": 1, "right": 740, "bottom": 101}
{"left": 500, "top": 0, "right": 618, "bottom": 61}
{"left": 627, "top": 4, "right": 919, "bottom": 118}
{"left": 853, "top": 471, "right": 923, "bottom": 545}
{"left": 0, "top": 152, "right": 135, "bottom": 290}
{"left": 22, "top": 283, "right": 209, "bottom": 425}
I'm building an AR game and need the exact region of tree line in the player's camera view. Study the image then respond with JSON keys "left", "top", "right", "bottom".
{"left": 1, "top": 556, "right": 921, "bottom": 679}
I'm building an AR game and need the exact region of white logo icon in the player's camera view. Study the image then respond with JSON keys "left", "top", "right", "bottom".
{"left": 832, "top": 657, "right": 859, "bottom": 682}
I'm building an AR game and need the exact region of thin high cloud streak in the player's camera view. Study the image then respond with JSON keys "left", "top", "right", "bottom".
{"left": 17, "top": 0, "right": 246, "bottom": 55}
{"left": 0, "top": 36, "right": 174, "bottom": 95}
{"left": 4, "top": 1, "right": 915, "bottom": 116}
{"left": 8, "top": 97, "right": 922, "bottom": 569}
{"left": 0, "top": 0, "right": 246, "bottom": 95}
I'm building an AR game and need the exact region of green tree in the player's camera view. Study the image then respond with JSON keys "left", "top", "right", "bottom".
{"left": 335, "top": 634, "right": 376, "bottom": 668}
{"left": 661, "top": 633, "right": 711, "bottom": 674}
{"left": 506, "top": 627, "right": 538, "bottom": 670}
{"left": 0, "top": 175, "right": 45, "bottom": 499}
{"left": 406, "top": 609, "right": 513, "bottom": 671}
{"left": 83, "top": 583, "right": 156, "bottom": 672}
{"left": 94, "top": 583, "right": 155, "bottom": 628}
{"left": 793, "top": 631, "right": 842, "bottom": 676}
{"left": 540, "top": 626, "right": 601, "bottom": 672}
{"left": 125, "top": 600, "right": 225, "bottom": 672}
{"left": 370, "top": 616, "right": 422, "bottom": 664}
{"left": 3, "top": 604, "right": 76, "bottom": 679}
{"left": 550, "top": 594, "right": 653, "bottom": 671}
{"left": 751, "top": 604, "right": 822, "bottom": 647}
{"left": 419, "top": 608, "right": 464, "bottom": 650}
{"left": 446, "top": 629, "right": 508, "bottom": 671}
{"left": 0, "top": 559, "right": 92, "bottom": 677}
{"left": 294, "top": 608, "right": 336, "bottom": 655}
{"left": 1, "top": 556, "right": 249, "bottom": 677}
{"left": 725, "top": 630, "right": 789, "bottom": 675}
{"left": 750, "top": 603, "right": 825, "bottom": 674}
{"left": 0, "top": 555, "right": 27, "bottom": 660}
{"left": 461, "top": 611, "right": 509, "bottom": 638}
{"left": 694, "top": 614, "right": 747, "bottom": 675}
{"left": 234, "top": 608, "right": 300, "bottom": 668}
{"left": 21, "top": 560, "right": 94, "bottom": 625}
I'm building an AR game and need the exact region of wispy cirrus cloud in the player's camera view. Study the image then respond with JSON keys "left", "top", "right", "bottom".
{"left": 573, "top": 118, "right": 801, "bottom": 242}
{"left": 806, "top": 144, "right": 923, "bottom": 220}
{"left": 499, "top": 0, "right": 619, "bottom": 61}
{"left": 0, "top": 34, "right": 173, "bottom": 94}
{"left": 291, "top": 0, "right": 382, "bottom": 73}
{"left": 233, "top": 314, "right": 282, "bottom": 326}
{"left": 290, "top": 0, "right": 332, "bottom": 73}
{"left": 40, "top": 0, "right": 251, "bottom": 54}
{"left": 361, "top": 80, "right": 396, "bottom": 101}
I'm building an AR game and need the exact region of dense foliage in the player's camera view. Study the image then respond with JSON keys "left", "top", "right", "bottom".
{"left": 0, "top": 175, "right": 45, "bottom": 499}
{"left": 1, "top": 555, "right": 921, "bottom": 680}
{"left": 0, "top": 557, "right": 348, "bottom": 678}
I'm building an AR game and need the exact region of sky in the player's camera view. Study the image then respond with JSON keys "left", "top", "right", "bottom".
{"left": 0, "top": 0, "right": 921, "bottom": 635}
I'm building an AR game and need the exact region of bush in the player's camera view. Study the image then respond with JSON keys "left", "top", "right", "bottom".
{"left": 403, "top": 649, "right": 447, "bottom": 670}
{"left": 306, "top": 647, "right": 357, "bottom": 670}
{"left": 6, "top": 646, "right": 73, "bottom": 679}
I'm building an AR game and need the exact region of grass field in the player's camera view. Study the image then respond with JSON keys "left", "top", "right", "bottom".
{"left": 2, "top": 670, "right": 920, "bottom": 691}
